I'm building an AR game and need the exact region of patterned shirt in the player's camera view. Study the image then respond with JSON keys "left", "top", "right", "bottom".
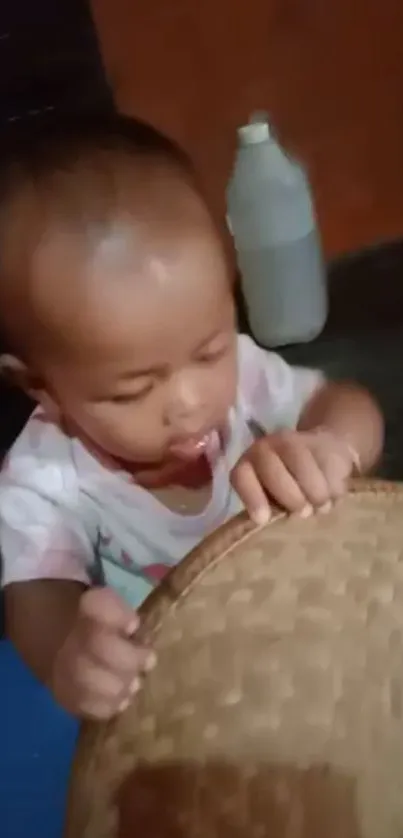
{"left": 0, "top": 335, "right": 323, "bottom": 607}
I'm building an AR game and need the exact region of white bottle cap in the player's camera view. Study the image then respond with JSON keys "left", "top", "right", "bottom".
{"left": 237, "top": 120, "right": 271, "bottom": 146}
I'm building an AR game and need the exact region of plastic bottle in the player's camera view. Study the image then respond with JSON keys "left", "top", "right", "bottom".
{"left": 227, "top": 114, "right": 328, "bottom": 347}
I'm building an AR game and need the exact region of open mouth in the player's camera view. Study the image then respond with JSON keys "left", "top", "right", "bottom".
{"left": 168, "top": 432, "right": 213, "bottom": 460}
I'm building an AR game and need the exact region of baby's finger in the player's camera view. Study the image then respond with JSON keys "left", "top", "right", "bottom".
{"left": 74, "top": 657, "right": 131, "bottom": 701}
{"left": 88, "top": 630, "right": 156, "bottom": 677}
{"left": 77, "top": 698, "right": 122, "bottom": 721}
{"left": 80, "top": 587, "right": 139, "bottom": 636}
{"left": 78, "top": 688, "right": 137, "bottom": 721}
{"left": 52, "top": 656, "right": 135, "bottom": 719}
{"left": 310, "top": 434, "right": 352, "bottom": 498}
{"left": 253, "top": 447, "right": 307, "bottom": 513}
{"left": 276, "top": 435, "right": 330, "bottom": 507}
{"left": 231, "top": 459, "right": 271, "bottom": 525}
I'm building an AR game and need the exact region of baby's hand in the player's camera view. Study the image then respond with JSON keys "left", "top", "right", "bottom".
{"left": 231, "top": 428, "right": 358, "bottom": 525}
{"left": 50, "top": 588, "right": 154, "bottom": 719}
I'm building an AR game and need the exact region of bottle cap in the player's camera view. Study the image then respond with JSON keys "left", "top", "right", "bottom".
{"left": 237, "top": 119, "right": 271, "bottom": 146}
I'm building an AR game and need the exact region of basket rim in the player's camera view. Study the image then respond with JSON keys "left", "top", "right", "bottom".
{"left": 64, "top": 477, "right": 403, "bottom": 838}
{"left": 137, "top": 477, "right": 403, "bottom": 640}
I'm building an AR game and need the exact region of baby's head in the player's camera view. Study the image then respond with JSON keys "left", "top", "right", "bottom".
{"left": 0, "top": 113, "right": 237, "bottom": 465}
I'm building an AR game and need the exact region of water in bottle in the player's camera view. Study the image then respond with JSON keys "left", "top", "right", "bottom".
{"left": 227, "top": 115, "right": 328, "bottom": 347}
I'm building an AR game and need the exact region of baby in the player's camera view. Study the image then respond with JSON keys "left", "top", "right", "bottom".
{"left": 0, "top": 113, "right": 383, "bottom": 720}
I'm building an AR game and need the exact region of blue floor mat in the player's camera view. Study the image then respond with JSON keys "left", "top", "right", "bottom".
{"left": 0, "top": 641, "right": 78, "bottom": 838}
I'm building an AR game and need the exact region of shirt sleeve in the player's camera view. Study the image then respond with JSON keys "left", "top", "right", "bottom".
{"left": 0, "top": 412, "right": 94, "bottom": 588}
{"left": 0, "top": 483, "right": 93, "bottom": 587}
{"left": 238, "top": 333, "right": 326, "bottom": 432}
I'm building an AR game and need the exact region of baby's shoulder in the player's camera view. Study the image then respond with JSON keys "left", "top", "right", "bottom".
{"left": 237, "top": 333, "right": 292, "bottom": 400}
{"left": 1, "top": 408, "right": 78, "bottom": 499}
{"left": 236, "top": 333, "right": 324, "bottom": 429}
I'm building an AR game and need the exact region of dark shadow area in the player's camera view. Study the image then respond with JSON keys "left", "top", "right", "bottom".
{"left": 0, "top": 0, "right": 112, "bottom": 124}
{"left": 117, "top": 759, "right": 361, "bottom": 838}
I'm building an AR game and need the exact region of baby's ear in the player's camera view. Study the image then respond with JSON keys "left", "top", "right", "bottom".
{"left": 0, "top": 354, "right": 60, "bottom": 419}
{"left": 0, "top": 353, "right": 29, "bottom": 391}
{"left": 0, "top": 354, "right": 48, "bottom": 401}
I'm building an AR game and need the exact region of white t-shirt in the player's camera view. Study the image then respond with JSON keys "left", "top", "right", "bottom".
{"left": 0, "top": 335, "right": 324, "bottom": 608}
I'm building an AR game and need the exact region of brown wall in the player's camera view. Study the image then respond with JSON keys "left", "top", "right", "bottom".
{"left": 91, "top": 0, "right": 403, "bottom": 256}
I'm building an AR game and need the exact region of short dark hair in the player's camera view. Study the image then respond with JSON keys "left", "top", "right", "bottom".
{"left": 0, "top": 110, "right": 193, "bottom": 203}
{"left": 0, "top": 111, "right": 196, "bottom": 355}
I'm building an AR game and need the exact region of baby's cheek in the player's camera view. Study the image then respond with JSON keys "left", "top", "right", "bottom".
{"left": 125, "top": 403, "right": 166, "bottom": 448}
{"left": 218, "top": 357, "right": 237, "bottom": 405}
{"left": 81, "top": 410, "right": 135, "bottom": 453}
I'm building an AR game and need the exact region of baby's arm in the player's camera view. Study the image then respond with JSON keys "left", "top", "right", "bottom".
{"left": 6, "top": 578, "right": 84, "bottom": 684}
{"left": 234, "top": 335, "right": 384, "bottom": 521}
{"left": 1, "top": 485, "right": 154, "bottom": 719}
{"left": 238, "top": 333, "right": 383, "bottom": 471}
{"left": 297, "top": 379, "right": 383, "bottom": 473}
{"left": 5, "top": 577, "right": 154, "bottom": 719}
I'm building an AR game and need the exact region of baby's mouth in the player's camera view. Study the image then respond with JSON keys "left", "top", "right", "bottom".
{"left": 168, "top": 432, "right": 212, "bottom": 460}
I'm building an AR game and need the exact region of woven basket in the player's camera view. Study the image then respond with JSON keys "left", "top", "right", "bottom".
{"left": 65, "top": 479, "right": 403, "bottom": 838}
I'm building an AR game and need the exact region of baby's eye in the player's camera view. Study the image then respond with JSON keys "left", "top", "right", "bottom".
{"left": 198, "top": 344, "right": 229, "bottom": 364}
{"left": 110, "top": 386, "right": 153, "bottom": 405}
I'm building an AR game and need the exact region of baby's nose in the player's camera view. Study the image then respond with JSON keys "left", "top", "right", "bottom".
{"left": 167, "top": 401, "right": 205, "bottom": 432}
{"left": 165, "top": 375, "right": 206, "bottom": 429}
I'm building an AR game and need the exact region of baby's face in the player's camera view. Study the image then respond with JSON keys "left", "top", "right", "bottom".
{"left": 34, "top": 199, "right": 237, "bottom": 465}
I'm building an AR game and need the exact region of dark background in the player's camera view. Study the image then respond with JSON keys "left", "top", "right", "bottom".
{"left": 0, "top": 0, "right": 112, "bottom": 124}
